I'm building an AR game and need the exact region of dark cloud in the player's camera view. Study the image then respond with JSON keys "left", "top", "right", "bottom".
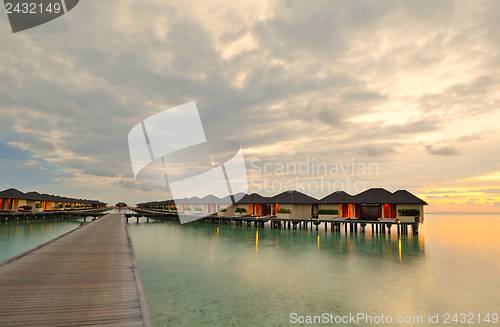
{"left": 455, "top": 129, "right": 493, "bottom": 142}
{"left": 1, "top": 0, "right": 500, "bottom": 205}
{"left": 111, "top": 179, "right": 138, "bottom": 189}
{"left": 425, "top": 144, "right": 462, "bottom": 156}
{"left": 357, "top": 143, "right": 398, "bottom": 157}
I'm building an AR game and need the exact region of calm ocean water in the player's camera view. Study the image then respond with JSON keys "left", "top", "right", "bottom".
{"left": 0, "top": 218, "right": 81, "bottom": 262}
{"left": 1, "top": 214, "right": 499, "bottom": 326}
{"left": 128, "top": 214, "right": 500, "bottom": 326}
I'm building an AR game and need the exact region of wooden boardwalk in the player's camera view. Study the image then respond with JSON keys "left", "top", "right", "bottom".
{"left": 0, "top": 213, "right": 152, "bottom": 327}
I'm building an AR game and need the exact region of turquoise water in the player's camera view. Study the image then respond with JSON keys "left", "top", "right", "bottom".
{"left": 0, "top": 218, "right": 81, "bottom": 263}
{"left": 1, "top": 214, "right": 499, "bottom": 326}
{"left": 128, "top": 214, "right": 500, "bottom": 326}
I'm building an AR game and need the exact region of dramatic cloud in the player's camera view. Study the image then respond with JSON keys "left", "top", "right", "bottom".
{"left": 1, "top": 0, "right": 500, "bottom": 207}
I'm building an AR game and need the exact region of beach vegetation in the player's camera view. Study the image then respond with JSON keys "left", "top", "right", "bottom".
{"left": 318, "top": 209, "right": 338, "bottom": 215}
{"left": 398, "top": 209, "right": 420, "bottom": 216}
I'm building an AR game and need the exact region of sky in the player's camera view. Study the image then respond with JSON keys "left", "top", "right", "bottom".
{"left": 1, "top": 0, "right": 500, "bottom": 212}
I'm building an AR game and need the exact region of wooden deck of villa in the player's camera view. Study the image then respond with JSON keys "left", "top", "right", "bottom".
{"left": 0, "top": 213, "right": 151, "bottom": 327}
{"left": 129, "top": 209, "right": 418, "bottom": 235}
{"left": 0, "top": 209, "right": 108, "bottom": 221}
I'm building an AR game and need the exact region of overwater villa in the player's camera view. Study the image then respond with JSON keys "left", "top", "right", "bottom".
{"left": 270, "top": 190, "right": 318, "bottom": 219}
{"left": 227, "top": 193, "right": 271, "bottom": 216}
{"left": 0, "top": 188, "right": 107, "bottom": 212}
{"left": 137, "top": 187, "right": 427, "bottom": 222}
{"left": 318, "top": 190, "right": 358, "bottom": 219}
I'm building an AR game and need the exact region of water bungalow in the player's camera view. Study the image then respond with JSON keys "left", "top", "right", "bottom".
{"left": 199, "top": 194, "right": 227, "bottom": 214}
{"left": 0, "top": 188, "right": 31, "bottom": 210}
{"left": 318, "top": 190, "right": 358, "bottom": 219}
{"left": 0, "top": 188, "right": 107, "bottom": 212}
{"left": 380, "top": 189, "right": 427, "bottom": 223}
{"left": 135, "top": 187, "right": 426, "bottom": 223}
{"left": 228, "top": 193, "right": 271, "bottom": 216}
{"left": 351, "top": 188, "right": 427, "bottom": 222}
{"left": 269, "top": 190, "right": 318, "bottom": 219}
{"left": 354, "top": 188, "right": 394, "bottom": 220}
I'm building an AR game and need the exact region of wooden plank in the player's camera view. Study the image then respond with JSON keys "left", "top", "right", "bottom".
{"left": 0, "top": 213, "right": 151, "bottom": 327}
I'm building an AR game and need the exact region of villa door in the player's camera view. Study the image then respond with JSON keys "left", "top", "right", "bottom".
{"left": 361, "top": 205, "right": 379, "bottom": 219}
{"left": 261, "top": 204, "right": 271, "bottom": 216}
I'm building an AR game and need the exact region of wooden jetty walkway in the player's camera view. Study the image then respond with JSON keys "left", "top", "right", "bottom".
{"left": 0, "top": 213, "right": 152, "bottom": 327}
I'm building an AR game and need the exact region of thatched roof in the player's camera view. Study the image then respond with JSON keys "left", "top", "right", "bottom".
{"left": 236, "top": 193, "right": 271, "bottom": 204}
{"left": 355, "top": 188, "right": 393, "bottom": 204}
{"left": 382, "top": 190, "right": 427, "bottom": 205}
{"left": 0, "top": 188, "right": 106, "bottom": 206}
{"left": 134, "top": 188, "right": 427, "bottom": 207}
{"left": 270, "top": 190, "right": 317, "bottom": 204}
{"left": 200, "top": 194, "right": 229, "bottom": 204}
{"left": 0, "top": 188, "right": 29, "bottom": 200}
{"left": 319, "top": 191, "right": 358, "bottom": 204}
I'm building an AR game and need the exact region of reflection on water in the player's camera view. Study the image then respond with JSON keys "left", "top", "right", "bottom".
{"left": 127, "top": 216, "right": 484, "bottom": 327}
{"left": 2, "top": 214, "right": 498, "bottom": 326}
{"left": 0, "top": 219, "right": 80, "bottom": 262}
